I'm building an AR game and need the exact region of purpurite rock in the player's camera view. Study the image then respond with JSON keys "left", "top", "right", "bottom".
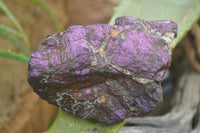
{"left": 28, "top": 16, "right": 177, "bottom": 124}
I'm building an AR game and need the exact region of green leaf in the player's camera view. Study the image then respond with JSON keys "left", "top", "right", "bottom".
{"left": 0, "top": 50, "right": 29, "bottom": 63}
{"left": 45, "top": 109, "right": 125, "bottom": 133}
{"left": 0, "top": 31, "right": 31, "bottom": 56}
{"left": 0, "top": 24, "right": 24, "bottom": 39}
{"left": 28, "top": 0, "right": 63, "bottom": 31}
{"left": 109, "top": 0, "right": 200, "bottom": 49}
{"left": 0, "top": 0, "right": 30, "bottom": 45}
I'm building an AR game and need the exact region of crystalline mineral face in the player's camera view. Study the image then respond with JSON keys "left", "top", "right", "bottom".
{"left": 28, "top": 16, "right": 177, "bottom": 124}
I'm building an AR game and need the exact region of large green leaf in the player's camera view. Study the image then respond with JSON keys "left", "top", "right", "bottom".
{"left": 46, "top": 0, "right": 200, "bottom": 133}
{"left": 46, "top": 109, "right": 125, "bottom": 133}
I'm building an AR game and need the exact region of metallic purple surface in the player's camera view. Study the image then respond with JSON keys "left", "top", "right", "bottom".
{"left": 28, "top": 16, "right": 177, "bottom": 124}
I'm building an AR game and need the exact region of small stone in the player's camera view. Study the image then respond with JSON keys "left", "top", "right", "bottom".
{"left": 28, "top": 16, "right": 177, "bottom": 125}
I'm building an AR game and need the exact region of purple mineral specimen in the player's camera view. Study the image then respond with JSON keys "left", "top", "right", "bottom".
{"left": 28, "top": 16, "right": 177, "bottom": 125}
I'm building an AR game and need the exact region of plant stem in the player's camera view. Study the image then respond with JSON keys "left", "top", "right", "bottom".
{"left": 0, "top": 31, "right": 31, "bottom": 56}
{"left": 28, "top": 0, "right": 63, "bottom": 31}
{"left": 0, "top": 50, "right": 29, "bottom": 64}
{"left": 0, "top": 24, "right": 24, "bottom": 39}
{"left": 0, "top": 0, "right": 30, "bottom": 46}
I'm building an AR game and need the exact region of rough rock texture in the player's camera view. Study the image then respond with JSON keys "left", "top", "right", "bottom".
{"left": 119, "top": 41, "right": 200, "bottom": 133}
{"left": 28, "top": 16, "right": 177, "bottom": 124}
